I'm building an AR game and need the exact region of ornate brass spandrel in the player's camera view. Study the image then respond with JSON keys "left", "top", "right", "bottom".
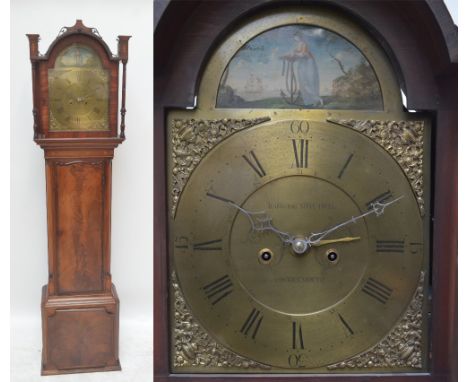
{"left": 172, "top": 270, "right": 425, "bottom": 371}
{"left": 170, "top": 117, "right": 270, "bottom": 217}
{"left": 171, "top": 272, "right": 270, "bottom": 370}
{"left": 328, "top": 271, "right": 425, "bottom": 370}
{"left": 327, "top": 118, "right": 425, "bottom": 216}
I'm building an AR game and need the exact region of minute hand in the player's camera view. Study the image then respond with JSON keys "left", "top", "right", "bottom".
{"left": 307, "top": 196, "right": 404, "bottom": 245}
{"left": 206, "top": 192, "right": 294, "bottom": 244}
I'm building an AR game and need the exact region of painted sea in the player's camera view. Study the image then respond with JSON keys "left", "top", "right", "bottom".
{"left": 217, "top": 25, "right": 383, "bottom": 110}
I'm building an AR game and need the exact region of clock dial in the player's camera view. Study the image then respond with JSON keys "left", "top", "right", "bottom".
{"left": 48, "top": 44, "right": 109, "bottom": 131}
{"left": 172, "top": 120, "right": 423, "bottom": 369}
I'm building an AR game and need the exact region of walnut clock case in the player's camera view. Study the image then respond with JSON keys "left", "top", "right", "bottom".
{"left": 155, "top": 1, "right": 457, "bottom": 382}
{"left": 27, "top": 20, "right": 130, "bottom": 375}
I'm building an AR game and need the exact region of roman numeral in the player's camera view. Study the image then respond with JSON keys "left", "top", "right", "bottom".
{"left": 338, "top": 153, "right": 353, "bottom": 179}
{"left": 240, "top": 308, "right": 263, "bottom": 339}
{"left": 292, "top": 321, "right": 305, "bottom": 349}
{"left": 193, "top": 239, "right": 222, "bottom": 251}
{"left": 202, "top": 274, "right": 233, "bottom": 305}
{"left": 338, "top": 313, "right": 354, "bottom": 335}
{"left": 376, "top": 240, "right": 405, "bottom": 253}
{"left": 362, "top": 277, "right": 393, "bottom": 304}
{"left": 292, "top": 139, "right": 309, "bottom": 168}
{"left": 242, "top": 150, "right": 266, "bottom": 177}
{"left": 366, "top": 190, "right": 393, "bottom": 210}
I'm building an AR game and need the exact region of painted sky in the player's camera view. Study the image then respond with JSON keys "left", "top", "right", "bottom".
{"left": 220, "top": 25, "right": 373, "bottom": 101}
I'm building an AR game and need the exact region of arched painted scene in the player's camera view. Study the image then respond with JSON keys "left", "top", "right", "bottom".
{"left": 217, "top": 25, "right": 383, "bottom": 110}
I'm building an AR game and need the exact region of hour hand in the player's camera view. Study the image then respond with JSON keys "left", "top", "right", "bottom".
{"left": 310, "top": 236, "right": 361, "bottom": 247}
{"left": 206, "top": 192, "right": 293, "bottom": 244}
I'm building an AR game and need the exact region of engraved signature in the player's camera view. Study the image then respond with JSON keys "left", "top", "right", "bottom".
{"left": 268, "top": 202, "right": 336, "bottom": 210}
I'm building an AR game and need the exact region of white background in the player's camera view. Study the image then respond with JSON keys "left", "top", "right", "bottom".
{"left": 10, "top": 0, "right": 153, "bottom": 381}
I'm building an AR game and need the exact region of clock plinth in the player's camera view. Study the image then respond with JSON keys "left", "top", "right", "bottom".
{"left": 41, "top": 285, "right": 121, "bottom": 375}
{"left": 27, "top": 21, "right": 130, "bottom": 375}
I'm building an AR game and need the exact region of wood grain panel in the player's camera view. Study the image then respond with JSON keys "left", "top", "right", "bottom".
{"left": 47, "top": 308, "right": 115, "bottom": 370}
{"left": 55, "top": 161, "right": 105, "bottom": 294}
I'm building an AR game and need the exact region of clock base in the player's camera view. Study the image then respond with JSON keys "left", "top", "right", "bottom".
{"left": 40, "top": 284, "right": 121, "bottom": 375}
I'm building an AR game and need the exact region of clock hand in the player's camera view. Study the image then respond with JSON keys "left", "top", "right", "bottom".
{"left": 310, "top": 236, "right": 361, "bottom": 247}
{"left": 206, "top": 192, "right": 294, "bottom": 244}
{"left": 75, "top": 93, "right": 96, "bottom": 102}
{"left": 307, "top": 195, "right": 404, "bottom": 245}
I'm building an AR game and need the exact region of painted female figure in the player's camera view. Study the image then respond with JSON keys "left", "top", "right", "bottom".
{"left": 282, "top": 31, "right": 322, "bottom": 107}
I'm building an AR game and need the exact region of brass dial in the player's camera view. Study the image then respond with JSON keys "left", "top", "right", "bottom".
{"left": 48, "top": 44, "right": 109, "bottom": 131}
{"left": 172, "top": 120, "right": 423, "bottom": 369}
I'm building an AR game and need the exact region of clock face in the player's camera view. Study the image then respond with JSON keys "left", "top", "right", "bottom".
{"left": 48, "top": 44, "right": 109, "bottom": 131}
{"left": 172, "top": 120, "right": 423, "bottom": 369}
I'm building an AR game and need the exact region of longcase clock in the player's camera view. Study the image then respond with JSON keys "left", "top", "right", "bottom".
{"left": 27, "top": 20, "right": 130, "bottom": 375}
